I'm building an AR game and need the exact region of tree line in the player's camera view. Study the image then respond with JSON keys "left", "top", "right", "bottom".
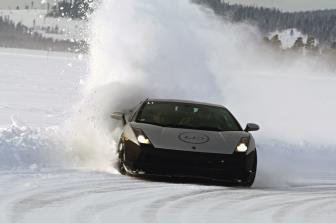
{"left": 194, "top": 0, "right": 336, "bottom": 46}
{"left": 45, "top": 0, "right": 336, "bottom": 47}
{"left": 47, "top": 0, "right": 96, "bottom": 20}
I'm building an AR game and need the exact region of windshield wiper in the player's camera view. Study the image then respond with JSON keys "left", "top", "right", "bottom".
{"left": 195, "top": 126, "right": 223, "bottom": 131}
{"left": 137, "top": 122, "right": 223, "bottom": 131}
{"left": 137, "top": 121, "right": 168, "bottom": 127}
{"left": 164, "top": 124, "right": 223, "bottom": 132}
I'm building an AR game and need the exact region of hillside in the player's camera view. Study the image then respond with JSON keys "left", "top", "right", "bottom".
{"left": 194, "top": 0, "right": 336, "bottom": 45}
{"left": 0, "top": 9, "right": 88, "bottom": 52}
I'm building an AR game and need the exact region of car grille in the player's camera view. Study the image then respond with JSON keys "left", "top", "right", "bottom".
{"left": 137, "top": 146, "right": 248, "bottom": 175}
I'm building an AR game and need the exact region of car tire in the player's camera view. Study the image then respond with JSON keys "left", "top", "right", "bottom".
{"left": 117, "top": 158, "right": 126, "bottom": 175}
{"left": 117, "top": 143, "right": 127, "bottom": 175}
{"left": 241, "top": 150, "right": 257, "bottom": 187}
{"left": 241, "top": 171, "right": 256, "bottom": 187}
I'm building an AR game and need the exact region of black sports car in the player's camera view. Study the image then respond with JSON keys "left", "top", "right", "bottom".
{"left": 111, "top": 99, "right": 259, "bottom": 186}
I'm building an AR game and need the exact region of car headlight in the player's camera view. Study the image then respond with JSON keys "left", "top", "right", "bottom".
{"left": 236, "top": 137, "right": 250, "bottom": 153}
{"left": 133, "top": 128, "right": 152, "bottom": 145}
{"left": 137, "top": 135, "right": 150, "bottom": 144}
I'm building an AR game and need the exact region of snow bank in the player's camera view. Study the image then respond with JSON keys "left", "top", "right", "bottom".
{"left": 256, "top": 138, "right": 336, "bottom": 187}
{"left": 0, "top": 118, "right": 71, "bottom": 169}
{"left": 0, "top": 117, "right": 117, "bottom": 172}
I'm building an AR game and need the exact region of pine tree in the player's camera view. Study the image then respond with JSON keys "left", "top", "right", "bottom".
{"left": 47, "top": 0, "right": 95, "bottom": 19}
{"left": 306, "top": 36, "right": 320, "bottom": 54}
{"left": 331, "top": 42, "right": 336, "bottom": 49}
{"left": 306, "top": 36, "right": 316, "bottom": 49}
{"left": 290, "top": 29, "right": 294, "bottom": 36}
{"left": 270, "top": 34, "right": 282, "bottom": 49}
{"left": 292, "top": 37, "right": 305, "bottom": 51}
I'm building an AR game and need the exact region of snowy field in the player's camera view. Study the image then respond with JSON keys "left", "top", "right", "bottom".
{"left": 0, "top": 48, "right": 336, "bottom": 223}
{"left": 0, "top": 48, "right": 87, "bottom": 127}
{"left": 2, "top": 170, "right": 336, "bottom": 223}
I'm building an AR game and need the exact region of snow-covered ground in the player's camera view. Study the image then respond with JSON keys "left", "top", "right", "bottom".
{"left": 1, "top": 47, "right": 336, "bottom": 223}
{"left": 0, "top": 48, "right": 87, "bottom": 127}
{"left": 2, "top": 170, "right": 336, "bottom": 223}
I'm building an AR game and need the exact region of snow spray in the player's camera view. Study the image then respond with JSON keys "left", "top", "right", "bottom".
{"left": 75, "top": 0, "right": 336, "bottom": 186}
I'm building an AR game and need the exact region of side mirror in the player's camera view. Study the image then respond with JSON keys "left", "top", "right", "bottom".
{"left": 244, "top": 123, "right": 260, "bottom": 132}
{"left": 111, "top": 112, "right": 126, "bottom": 125}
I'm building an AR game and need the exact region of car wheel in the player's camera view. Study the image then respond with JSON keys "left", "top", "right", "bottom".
{"left": 117, "top": 143, "right": 126, "bottom": 175}
{"left": 241, "top": 150, "right": 257, "bottom": 187}
{"left": 241, "top": 171, "right": 256, "bottom": 187}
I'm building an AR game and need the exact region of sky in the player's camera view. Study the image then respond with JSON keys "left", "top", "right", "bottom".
{"left": 0, "top": 0, "right": 336, "bottom": 11}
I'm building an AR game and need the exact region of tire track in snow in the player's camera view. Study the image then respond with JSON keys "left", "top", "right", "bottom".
{"left": 303, "top": 197, "right": 336, "bottom": 222}
{"left": 9, "top": 177, "right": 157, "bottom": 223}
{"left": 73, "top": 182, "right": 171, "bottom": 223}
{"left": 9, "top": 178, "right": 116, "bottom": 222}
{"left": 2, "top": 171, "right": 336, "bottom": 223}
{"left": 141, "top": 188, "right": 221, "bottom": 223}
{"left": 271, "top": 188, "right": 336, "bottom": 223}
{"left": 159, "top": 188, "right": 228, "bottom": 223}
{"left": 6, "top": 173, "right": 171, "bottom": 223}
{"left": 2, "top": 172, "right": 127, "bottom": 223}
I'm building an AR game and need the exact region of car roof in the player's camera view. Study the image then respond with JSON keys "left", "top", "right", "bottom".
{"left": 145, "top": 98, "right": 227, "bottom": 109}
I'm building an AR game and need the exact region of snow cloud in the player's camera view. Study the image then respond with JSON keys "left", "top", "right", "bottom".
{"left": 78, "top": 0, "right": 336, "bottom": 186}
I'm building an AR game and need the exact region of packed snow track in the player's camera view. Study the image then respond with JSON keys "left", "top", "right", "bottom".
{"left": 1, "top": 170, "right": 336, "bottom": 223}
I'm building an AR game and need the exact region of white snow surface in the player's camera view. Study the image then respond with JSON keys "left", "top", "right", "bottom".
{"left": 0, "top": 48, "right": 86, "bottom": 127}
{"left": 1, "top": 0, "right": 336, "bottom": 222}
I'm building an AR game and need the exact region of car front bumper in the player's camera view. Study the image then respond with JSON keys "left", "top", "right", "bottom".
{"left": 123, "top": 142, "right": 257, "bottom": 182}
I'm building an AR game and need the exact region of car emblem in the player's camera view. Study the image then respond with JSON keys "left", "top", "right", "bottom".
{"left": 178, "top": 132, "right": 210, "bottom": 144}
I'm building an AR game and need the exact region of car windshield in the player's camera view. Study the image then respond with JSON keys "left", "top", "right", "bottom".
{"left": 136, "top": 101, "right": 242, "bottom": 131}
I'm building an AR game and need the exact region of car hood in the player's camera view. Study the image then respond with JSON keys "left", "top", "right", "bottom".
{"left": 131, "top": 123, "right": 249, "bottom": 154}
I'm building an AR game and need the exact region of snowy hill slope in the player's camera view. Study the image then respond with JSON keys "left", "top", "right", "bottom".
{"left": 0, "top": 9, "right": 87, "bottom": 41}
